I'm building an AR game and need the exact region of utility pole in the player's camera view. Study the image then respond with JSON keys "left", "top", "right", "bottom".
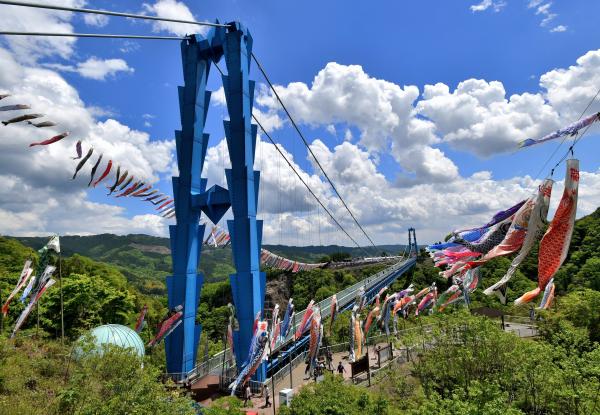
{"left": 59, "top": 250, "right": 64, "bottom": 345}
{"left": 289, "top": 313, "right": 296, "bottom": 389}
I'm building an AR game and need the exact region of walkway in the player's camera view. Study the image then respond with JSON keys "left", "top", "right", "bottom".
{"left": 233, "top": 318, "right": 538, "bottom": 414}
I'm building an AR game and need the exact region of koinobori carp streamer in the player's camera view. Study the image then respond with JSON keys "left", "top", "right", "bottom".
{"left": 29, "top": 131, "right": 69, "bottom": 147}
{"left": 92, "top": 160, "right": 112, "bottom": 187}
{"left": 484, "top": 179, "right": 553, "bottom": 302}
{"left": 2, "top": 113, "right": 43, "bottom": 126}
{"left": 229, "top": 321, "right": 269, "bottom": 395}
{"left": 72, "top": 147, "right": 94, "bottom": 180}
{"left": 519, "top": 113, "right": 600, "bottom": 148}
{"left": 515, "top": 159, "right": 579, "bottom": 305}
{"left": 87, "top": 154, "right": 103, "bottom": 187}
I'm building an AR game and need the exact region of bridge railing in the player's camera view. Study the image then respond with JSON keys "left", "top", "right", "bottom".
{"left": 171, "top": 257, "right": 416, "bottom": 383}
{"left": 263, "top": 323, "right": 436, "bottom": 388}
{"left": 274, "top": 258, "right": 415, "bottom": 351}
{"left": 265, "top": 350, "right": 308, "bottom": 389}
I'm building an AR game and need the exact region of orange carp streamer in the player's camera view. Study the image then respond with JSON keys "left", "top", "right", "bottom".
{"left": 354, "top": 315, "right": 363, "bottom": 358}
{"left": 515, "top": 159, "right": 579, "bottom": 305}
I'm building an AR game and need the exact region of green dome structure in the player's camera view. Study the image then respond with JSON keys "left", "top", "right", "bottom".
{"left": 79, "top": 324, "right": 145, "bottom": 358}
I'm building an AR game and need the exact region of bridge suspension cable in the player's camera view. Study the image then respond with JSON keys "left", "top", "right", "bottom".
{"left": 250, "top": 53, "right": 379, "bottom": 250}
{"left": 254, "top": 115, "right": 369, "bottom": 254}
{"left": 0, "top": 31, "right": 186, "bottom": 40}
{"left": 0, "top": 0, "right": 228, "bottom": 28}
{"left": 531, "top": 85, "right": 600, "bottom": 181}
{"left": 212, "top": 64, "right": 370, "bottom": 254}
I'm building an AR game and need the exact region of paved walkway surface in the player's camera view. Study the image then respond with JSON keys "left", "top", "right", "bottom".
{"left": 201, "top": 322, "right": 538, "bottom": 414}
{"left": 238, "top": 343, "right": 386, "bottom": 414}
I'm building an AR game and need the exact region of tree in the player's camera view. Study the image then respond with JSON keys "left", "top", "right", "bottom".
{"left": 279, "top": 374, "right": 389, "bottom": 415}
{"left": 41, "top": 273, "right": 136, "bottom": 337}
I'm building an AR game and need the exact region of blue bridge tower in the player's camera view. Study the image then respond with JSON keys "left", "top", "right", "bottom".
{"left": 166, "top": 22, "right": 266, "bottom": 380}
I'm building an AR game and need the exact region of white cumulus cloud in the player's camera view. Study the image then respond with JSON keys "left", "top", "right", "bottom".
{"left": 470, "top": 0, "right": 506, "bottom": 13}
{"left": 0, "top": 0, "right": 84, "bottom": 63}
{"left": 142, "top": 0, "right": 204, "bottom": 36}
{"left": 83, "top": 13, "right": 109, "bottom": 27}
{"left": 0, "top": 47, "right": 174, "bottom": 237}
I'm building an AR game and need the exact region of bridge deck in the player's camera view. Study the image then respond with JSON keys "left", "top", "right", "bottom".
{"left": 177, "top": 256, "right": 417, "bottom": 384}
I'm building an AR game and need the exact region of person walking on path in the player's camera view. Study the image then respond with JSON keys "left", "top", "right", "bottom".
{"left": 263, "top": 384, "right": 271, "bottom": 408}
{"left": 337, "top": 361, "right": 346, "bottom": 377}
{"left": 243, "top": 384, "right": 252, "bottom": 407}
{"left": 326, "top": 347, "right": 333, "bottom": 370}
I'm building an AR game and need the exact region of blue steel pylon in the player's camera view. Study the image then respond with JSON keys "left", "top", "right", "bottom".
{"left": 408, "top": 228, "right": 418, "bottom": 257}
{"left": 221, "top": 23, "right": 267, "bottom": 381}
{"left": 166, "top": 23, "right": 266, "bottom": 381}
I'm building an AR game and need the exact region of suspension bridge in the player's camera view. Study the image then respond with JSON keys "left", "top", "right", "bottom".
{"left": 168, "top": 228, "right": 419, "bottom": 385}
{"left": 0, "top": 0, "right": 421, "bottom": 390}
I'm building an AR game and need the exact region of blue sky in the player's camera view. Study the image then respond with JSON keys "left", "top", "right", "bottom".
{"left": 0, "top": 0, "right": 599, "bottom": 244}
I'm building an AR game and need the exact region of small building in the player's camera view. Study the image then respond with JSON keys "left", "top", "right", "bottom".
{"left": 77, "top": 324, "right": 145, "bottom": 358}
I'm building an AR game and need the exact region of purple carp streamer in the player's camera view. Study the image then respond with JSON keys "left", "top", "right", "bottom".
{"left": 71, "top": 140, "right": 82, "bottom": 159}
{"left": 454, "top": 200, "right": 526, "bottom": 235}
{"left": 468, "top": 197, "right": 537, "bottom": 268}
{"left": 484, "top": 179, "right": 553, "bottom": 302}
{"left": 519, "top": 112, "right": 600, "bottom": 148}
{"left": 516, "top": 159, "right": 579, "bottom": 305}
{"left": 229, "top": 321, "right": 269, "bottom": 395}
{"left": 455, "top": 216, "right": 513, "bottom": 255}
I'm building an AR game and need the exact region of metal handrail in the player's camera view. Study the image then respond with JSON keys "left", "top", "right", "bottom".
{"left": 170, "top": 257, "right": 416, "bottom": 383}
{"left": 265, "top": 350, "right": 308, "bottom": 388}
{"left": 274, "top": 258, "right": 416, "bottom": 351}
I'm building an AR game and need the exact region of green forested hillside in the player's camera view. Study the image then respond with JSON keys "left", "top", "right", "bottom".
{"left": 11, "top": 234, "right": 406, "bottom": 296}
{"left": 280, "top": 208, "right": 600, "bottom": 415}
{"left": 0, "top": 206, "right": 599, "bottom": 414}
{"left": 0, "top": 236, "right": 166, "bottom": 340}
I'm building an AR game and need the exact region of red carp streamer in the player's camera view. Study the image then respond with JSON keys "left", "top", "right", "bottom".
{"left": 134, "top": 304, "right": 148, "bottom": 333}
{"left": 29, "top": 131, "right": 69, "bottom": 147}
{"left": 92, "top": 160, "right": 112, "bottom": 187}
{"left": 515, "top": 159, "right": 579, "bottom": 305}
